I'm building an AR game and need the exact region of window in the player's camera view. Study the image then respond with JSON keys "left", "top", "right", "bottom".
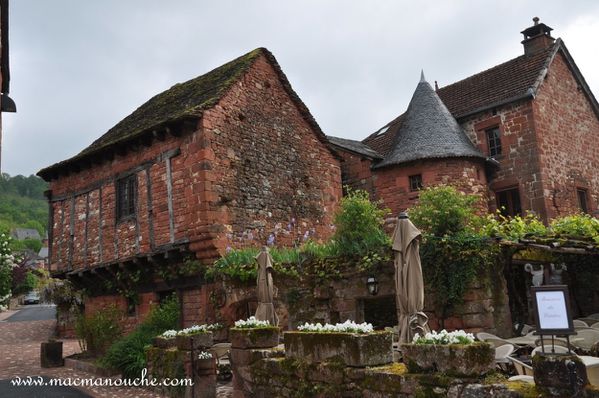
{"left": 486, "top": 127, "right": 502, "bottom": 157}
{"left": 126, "top": 296, "right": 137, "bottom": 317}
{"left": 496, "top": 187, "right": 522, "bottom": 217}
{"left": 409, "top": 174, "right": 423, "bottom": 192}
{"left": 577, "top": 189, "right": 589, "bottom": 214}
{"left": 116, "top": 175, "right": 137, "bottom": 221}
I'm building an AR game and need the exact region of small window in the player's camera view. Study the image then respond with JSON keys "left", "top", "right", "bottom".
{"left": 409, "top": 174, "right": 423, "bottom": 192}
{"left": 116, "top": 175, "right": 137, "bottom": 221}
{"left": 496, "top": 187, "right": 522, "bottom": 217}
{"left": 486, "top": 127, "right": 502, "bottom": 157}
{"left": 577, "top": 189, "right": 589, "bottom": 214}
{"left": 126, "top": 296, "right": 137, "bottom": 317}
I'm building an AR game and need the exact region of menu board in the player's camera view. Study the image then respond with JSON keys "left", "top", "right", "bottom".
{"left": 532, "top": 286, "right": 574, "bottom": 335}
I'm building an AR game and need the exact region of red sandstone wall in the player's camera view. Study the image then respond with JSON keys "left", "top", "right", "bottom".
{"left": 83, "top": 292, "right": 158, "bottom": 333}
{"left": 187, "top": 54, "right": 342, "bottom": 258}
{"left": 335, "top": 148, "right": 376, "bottom": 195}
{"left": 47, "top": 53, "right": 342, "bottom": 272}
{"left": 372, "top": 158, "right": 488, "bottom": 215}
{"left": 459, "top": 99, "right": 546, "bottom": 218}
{"left": 532, "top": 51, "right": 599, "bottom": 218}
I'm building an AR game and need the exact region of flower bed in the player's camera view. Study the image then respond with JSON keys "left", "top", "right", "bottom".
{"left": 230, "top": 317, "right": 280, "bottom": 349}
{"left": 402, "top": 330, "right": 493, "bottom": 376}
{"left": 285, "top": 321, "right": 392, "bottom": 367}
{"left": 174, "top": 325, "right": 216, "bottom": 351}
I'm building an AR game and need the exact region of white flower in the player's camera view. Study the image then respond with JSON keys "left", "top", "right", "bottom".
{"left": 412, "top": 329, "right": 475, "bottom": 345}
{"left": 297, "top": 320, "right": 374, "bottom": 334}
{"left": 198, "top": 351, "right": 213, "bottom": 360}
{"left": 234, "top": 316, "right": 271, "bottom": 329}
{"left": 162, "top": 330, "right": 178, "bottom": 338}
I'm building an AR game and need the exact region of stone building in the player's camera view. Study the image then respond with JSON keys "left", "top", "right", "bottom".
{"left": 330, "top": 18, "right": 599, "bottom": 221}
{"left": 38, "top": 48, "right": 342, "bottom": 328}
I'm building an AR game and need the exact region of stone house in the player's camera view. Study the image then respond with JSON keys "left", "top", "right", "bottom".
{"left": 330, "top": 18, "right": 599, "bottom": 221}
{"left": 38, "top": 48, "right": 342, "bottom": 328}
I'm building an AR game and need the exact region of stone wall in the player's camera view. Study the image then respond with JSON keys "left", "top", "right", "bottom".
{"left": 205, "top": 257, "right": 512, "bottom": 338}
{"left": 193, "top": 54, "right": 341, "bottom": 258}
{"left": 533, "top": 51, "right": 599, "bottom": 219}
{"left": 231, "top": 338, "right": 531, "bottom": 398}
{"left": 371, "top": 158, "right": 489, "bottom": 215}
{"left": 46, "top": 52, "right": 342, "bottom": 273}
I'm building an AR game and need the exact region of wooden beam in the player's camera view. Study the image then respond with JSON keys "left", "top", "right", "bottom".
{"left": 68, "top": 196, "right": 75, "bottom": 271}
{"left": 145, "top": 168, "right": 155, "bottom": 251}
{"left": 165, "top": 156, "right": 175, "bottom": 244}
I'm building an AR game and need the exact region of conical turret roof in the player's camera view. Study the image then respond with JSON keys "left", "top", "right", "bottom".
{"left": 374, "top": 72, "right": 485, "bottom": 168}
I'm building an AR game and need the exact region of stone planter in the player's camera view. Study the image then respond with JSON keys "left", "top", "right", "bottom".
{"left": 176, "top": 332, "right": 213, "bottom": 351}
{"left": 230, "top": 327, "right": 280, "bottom": 349}
{"left": 152, "top": 336, "right": 177, "bottom": 349}
{"left": 284, "top": 331, "right": 392, "bottom": 367}
{"left": 41, "top": 340, "right": 64, "bottom": 368}
{"left": 401, "top": 342, "right": 494, "bottom": 377}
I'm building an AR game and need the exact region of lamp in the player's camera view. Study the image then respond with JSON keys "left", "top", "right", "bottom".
{"left": 366, "top": 276, "right": 378, "bottom": 296}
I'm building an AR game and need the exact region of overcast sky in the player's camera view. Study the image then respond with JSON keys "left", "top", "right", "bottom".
{"left": 3, "top": 1, "right": 599, "bottom": 176}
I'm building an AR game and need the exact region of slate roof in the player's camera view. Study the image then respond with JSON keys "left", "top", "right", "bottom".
{"left": 39, "top": 47, "right": 333, "bottom": 179}
{"left": 363, "top": 39, "right": 599, "bottom": 159}
{"left": 374, "top": 73, "right": 485, "bottom": 169}
{"left": 436, "top": 45, "right": 554, "bottom": 118}
{"left": 326, "top": 135, "right": 382, "bottom": 159}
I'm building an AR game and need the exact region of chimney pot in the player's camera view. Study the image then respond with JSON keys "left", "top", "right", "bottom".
{"left": 521, "top": 17, "right": 555, "bottom": 55}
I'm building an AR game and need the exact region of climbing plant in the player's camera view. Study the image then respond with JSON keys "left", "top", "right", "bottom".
{"left": 409, "top": 186, "right": 500, "bottom": 322}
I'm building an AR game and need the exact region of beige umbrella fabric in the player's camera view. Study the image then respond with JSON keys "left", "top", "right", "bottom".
{"left": 254, "top": 246, "right": 279, "bottom": 326}
{"left": 392, "top": 213, "right": 430, "bottom": 345}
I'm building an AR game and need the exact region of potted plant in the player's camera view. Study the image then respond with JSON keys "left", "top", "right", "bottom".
{"left": 284, "top": 320, "right": 392, "bottom": 367}
{"left": 229, "top": 317, "right": 280, "bottom": 349}
{"left": 196, "top": 351, "right": 215, "bottom": 372}
{"left": 175, "top": 325, "right": 214, "bottom": 351}
{"left": 153, "top": 330, "right": 178, "bottom": 349}
{"left": 401, "top": 330, "right": 494, "bottom": 377}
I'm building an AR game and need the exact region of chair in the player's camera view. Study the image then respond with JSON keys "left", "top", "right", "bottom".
{"left": 574, "top": 319, "right": 589, "bottom": 328}
{"left": 571, "top": 329, "right": 599, "bottom": 352}
{"left": 209, "top": 342, "right": 232, "bottom": 366}
{"left": 477, "top": 332, "right": 517, "bottom": 349}
{"left": 577, "top": 317, "right": 599, "bottom": 325}
{"left": 591, "top": 322, "right": 599, "bottom": 330}
{"left": 508, "top": 356, "right": 534, "bottom": 376}
{"left": 520, "top": 324, "right": 534, "bottom": 336}
{"left": 495, "top": 344, "right": 515, "bottom": 363}
{"left": 508, "top": 375, "right": 535, "bottom": 384}
{"left": 532, "top": 345, "right": 569, "bottom": 356}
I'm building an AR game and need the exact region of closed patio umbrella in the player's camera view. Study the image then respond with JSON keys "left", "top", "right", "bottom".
{"left": 392, "top": 212, "right": 430, "bottom": 345}
{"left": 254, "top": 246, "right": 279, "bottom": 326}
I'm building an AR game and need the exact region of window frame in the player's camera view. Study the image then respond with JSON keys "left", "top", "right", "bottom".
{"left": 116, "top": 174, "right": 137, "bottom": 222}
{"left": 577, "top": 188, "right": 589, "bottom": 214}
{"left": 496, "top": 186, "right": 522, "bottom": 217}
{"left": 485, "top": 127, "right": 502, "bottom": 158}
{"left": 408, "top": 174, "right": 423, "bottom": 192}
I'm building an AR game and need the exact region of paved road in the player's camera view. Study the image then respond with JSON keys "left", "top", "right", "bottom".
{"left": 4, "top": 305, "right": 56, "bottom": 322}
{"left": 0, "top": 377, "right": 92, "bottom": 397}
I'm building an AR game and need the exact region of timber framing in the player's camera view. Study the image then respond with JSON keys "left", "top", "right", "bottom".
{"left": 54, "top": 239, "right": 195, "bottom": 294}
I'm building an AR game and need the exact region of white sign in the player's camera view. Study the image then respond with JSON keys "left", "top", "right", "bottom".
{"left": 536, "top": 290, "right": 570, "bottom": 330}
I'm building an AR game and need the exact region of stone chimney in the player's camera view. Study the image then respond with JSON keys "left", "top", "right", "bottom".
{"left": 521, "top": 17, "right": 555, "bottom": 56}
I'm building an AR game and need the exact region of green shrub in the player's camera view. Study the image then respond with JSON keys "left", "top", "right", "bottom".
{"left": 103, "top": 293, "right": 179, "bottom": 379}
{"left": 478, "top": 211, "right": 548, "bottom": 241}
{"left": 409, "top": 185, "right": 500, "bottom": 322}
{"left": 332, "top": 189, "right": 390, "bottom": 257}
{"left": 409, "top": 185, "right": 479, "bottom": 236}
{"left": 75, "top": 305, "right": 123, "bottom": 357}
{"left": 550, "top": 214, "right": 599, "bottom": 242}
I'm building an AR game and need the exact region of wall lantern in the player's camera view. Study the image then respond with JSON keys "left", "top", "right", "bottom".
{"left": 366, "top": 276, "right": 379, "bottom": 296}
